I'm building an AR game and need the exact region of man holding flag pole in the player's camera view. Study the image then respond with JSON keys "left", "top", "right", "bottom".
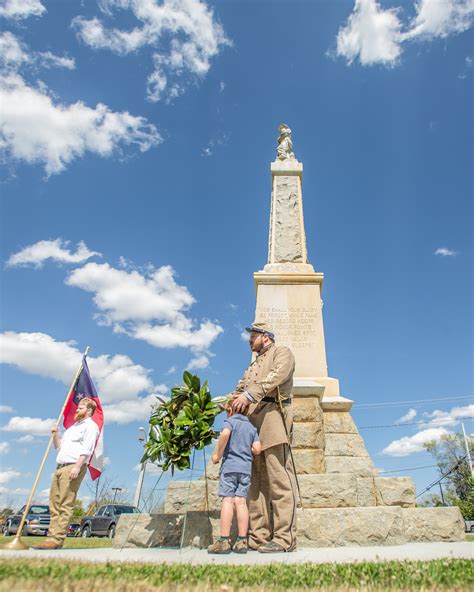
{"left": 0, "top": 347, "right": 104, "bottom": 551}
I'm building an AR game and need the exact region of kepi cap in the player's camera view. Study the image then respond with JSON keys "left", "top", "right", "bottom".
{"left": 245, "top": 322, "right": 275, "bottom": 340}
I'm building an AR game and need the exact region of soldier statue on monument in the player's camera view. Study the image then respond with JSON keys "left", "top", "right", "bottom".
{"left": 231, "top": 322, "right": 297, "bottom": 553}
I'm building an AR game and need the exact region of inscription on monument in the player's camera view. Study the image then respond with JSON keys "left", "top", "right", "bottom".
{"left": 258, "top": 305, "right": 318, "bottom": 350}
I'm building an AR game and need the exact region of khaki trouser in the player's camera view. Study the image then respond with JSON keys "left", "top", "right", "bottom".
{"left": 47, "top": 464, "right": 86, "bottom": 545}
{"left": 248, "top": 443, "right": 297, "bottom": 550}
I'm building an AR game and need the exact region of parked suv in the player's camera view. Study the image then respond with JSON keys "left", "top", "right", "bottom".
{"left": 79, "top": 504, "right": 139, "bottom": 538}
{"left": 3, "top": 504, "right": 50, "bottom": 536}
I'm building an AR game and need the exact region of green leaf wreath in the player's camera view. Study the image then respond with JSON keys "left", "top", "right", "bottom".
{"left": 141, "top": 371, "right": 226, "bottom": 474}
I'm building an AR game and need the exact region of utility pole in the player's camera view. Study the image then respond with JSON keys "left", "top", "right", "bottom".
{"left": 438, "top": 481, "right": 446, "bottom": 506}
{"left": 461, "top": 422, "right": 473, "bottom": 479}
{"left": 133, "top": 427, "right": 147, "bottom": 509}
{"left": 111, "top": 487, "right": 122, "bottom": 504}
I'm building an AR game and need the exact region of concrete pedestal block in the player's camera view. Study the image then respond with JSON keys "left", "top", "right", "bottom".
{"left": 324, "top": 433, "right": 370, "bottom": 457}
{"left": 164, "top": 480, "right": 220, "bottom": 513}
{"left": 356, "top": 477, "right": 377, "bottom": 507}
{"left": 115, "top": 506, "right": 464, "bottom": 549}
{"left": 113, "top": 511, "right": 219, "bottom": 549}
{"left": 375, "top": 477, "right": 416, "bottom": 508}
{"left": 292, "top": 422, "right": 325, "bottom": 449}
{"left": 403, "top": 507, "right": 465, "bottom": 542}
{"left": 299, "top": 474, "right": 357, "bottom": 507}
{"left": 293, "top": 397, "right": 323, "bottom": 422}
{"left": 324, "top": 456, "right": 376, "bottom": 477}
{"left": 323, "top": 412, "right": 358, "bottom": 434}
{"left": 293, "top": 448, "right": 325, "bottom": 474}
{"left": 297, "top": 507, "right": 405, "bottom": 547}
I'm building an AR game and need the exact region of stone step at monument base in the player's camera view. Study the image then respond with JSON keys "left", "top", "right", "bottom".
{"left": 163, "top": 474, "right": 417, "bottom": 513}
{"left": 113, "top": 506, "right": 464, "bottom": 549}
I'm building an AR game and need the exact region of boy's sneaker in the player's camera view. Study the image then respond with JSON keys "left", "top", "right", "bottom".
{"left": 207, "top": 537, "right": 232, "bottom": 554}
{"left": 232, "top": 537, "right": 248, "bottom": 554}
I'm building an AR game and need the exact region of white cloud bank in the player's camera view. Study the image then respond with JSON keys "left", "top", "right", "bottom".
{"left": 0, "top": 31, "right": 75, "bottom": 72}
{"left": 0, "top": 468, "right": 21, "bottom": 484}
{"left": 395, "top": 408, "right": 417, "bottom": 424}
{"left": 335, "top": 0, "right": 474, "bottom": 66}
{"left": 382, "top": 404, "right": 474, "bottom": 456}
{"left": 0, "top": 442, "right": 10, "bottom": 454}
{"left": 382, "top": 426, "right": 450, "bottom": 457}
{"left": 72, "top": 0, "right": 230, "bottom": 102}
{"left": 0, "top": 331, "right": 168, "bottom": 425}
{"left": 435, "top": 247, "right": 458, "bottom": 257}
{"left": 0, "top": 0, "right": 45, "bottom": 20}
{"left": 65, "top": 262, "right": 223, "bottom": 356}
{"left": 7, "top": 239, "right": 101, "bottom": 268}
{"left": 0, "top": 73, "right": 162, "bottom": 176}
{"left": 2, "top": 416, "right": 55, "bottom": 436}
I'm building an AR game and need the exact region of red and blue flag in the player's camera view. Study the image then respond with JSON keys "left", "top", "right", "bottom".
{"left": 63, "top": 356, "right": 104, "bottom": 480}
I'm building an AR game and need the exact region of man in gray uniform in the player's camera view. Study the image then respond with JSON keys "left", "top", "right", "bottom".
{"left": 232, "top": 322, "right": 297, "bottom": 553}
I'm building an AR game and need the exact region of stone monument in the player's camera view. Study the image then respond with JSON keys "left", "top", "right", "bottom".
{"left": 114, "top": 126, "right": 464, "bottom": 549}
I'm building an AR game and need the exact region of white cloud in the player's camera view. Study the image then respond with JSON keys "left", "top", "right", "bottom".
{"left": 0, "top": 32, "right": 75, "bottom": 72}
{"left": 335, "top": 0, "right": 474, "bottom": 67}
{"left": 7, "top": 238, "right": 101, "bottom": 268}
{"left": 1, "top": 416, "right": 55, "bottom": 436}
{"left": 0, "top": 468, "right": 21, "bottom": 484}
{"left": 0, "top": 405, "right": 14, "bottom": 413}
{"left": 16, "top": 434, "right": 36, "bottom": 443}
{"left": 382, "top": 427, "right": 450, "bottom": 457}
{"left": 0, "top": 442, "right": 10, "bottom": 454}
{"left": 0, "top": 331, "right": 165, "bottom": 404}
{"left": 404, "top": 0, "right": 474, "bottom": 40}
{"left": 0, "top": 73, "right": 161, "bottom": 176}
{"left": 187, "top": 353, "right": 210, "bottom": 370}
{"left": 219, "top": 81, "right": 225, "bottom": 92}
{"left": 201, "top": 131, "right": 229, "bottom": 157}
{"left": 335, "top": 0, "right": 403, "bottom": 66}
{"left": 0, "top": 32, "right": 30, "bottom": 69}
{"left": 435, "top": 247, "right": 458, "bottom": 257}
{"left": 102, "top": 394, "right": 160, "bottom": 424}
{"left": 422, "top": 404, "right": 474, "bottom": 428}
{"left": 0, "top": 0, "right": 45, "bottom": 20}
{"left": 134, "top": 461, "right": 162, "bottom": 475}
{"left": 72, "top": 0, "right": 230, "bottom": 102}
{"left": 37, "top": 51, "right": 75, "bottom": 71}
{"left": 66, "top": 262, "right": 223, "bottom": 352}
{"left": 166, "top": 365, "right": 177, "bottom": 375}
{"left": 395, "top": 408, "right": 417, "bottom": 424}
{"left": 0, "top": 486, "right": 29, "bottom": 496}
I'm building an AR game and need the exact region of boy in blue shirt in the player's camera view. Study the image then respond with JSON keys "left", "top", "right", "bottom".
{"left": 208, "top": 402, "right": 261, "bottom": 554}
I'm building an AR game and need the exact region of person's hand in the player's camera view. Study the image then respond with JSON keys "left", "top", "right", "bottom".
{"left": 211, "top": 453, "right": 220, "bottom": 465}
{"left": 51, "top": 423, "right": 59, "bottom": 434}
{"left": 69, "top": 465, "right": 81, "bottom": 480}
{"left": 232, "top": 393, "right": 250, "bottom": 413}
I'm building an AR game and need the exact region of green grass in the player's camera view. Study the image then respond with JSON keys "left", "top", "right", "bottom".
{"left": 465, "top": 534, "right": 474, "bottom": 542}
{"left": 0, "top": 559, "right": 472, "bottom": 591}
{"left": 0, "top": 535, "right": 112, "bottom": 549}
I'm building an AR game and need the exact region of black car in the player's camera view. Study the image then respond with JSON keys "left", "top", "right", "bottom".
{"left": 3, "top": 504, "right": 50, "bottom": 536}
{"left": 79, "top": 504, "right": 139, "bottom": 538}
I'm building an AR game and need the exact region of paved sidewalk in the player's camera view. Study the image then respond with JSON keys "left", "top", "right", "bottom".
{"left": 0, "top": 542, "right": 472, "bottom": 565}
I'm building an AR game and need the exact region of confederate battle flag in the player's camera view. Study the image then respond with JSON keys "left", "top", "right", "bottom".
{"left": 63, "top": 356, "right": 104, "bottom": 480}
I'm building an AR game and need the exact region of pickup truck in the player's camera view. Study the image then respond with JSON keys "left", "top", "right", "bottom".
{"left": 3, "top": 504, "right": 50, "bottom": 536}
{"left": 79, "top": 504, "right": 139, "bottom": 538}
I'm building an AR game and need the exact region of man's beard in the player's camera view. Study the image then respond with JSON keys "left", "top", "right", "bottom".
{"left": 74, "top": 408, "right": 88, "bottom": 422}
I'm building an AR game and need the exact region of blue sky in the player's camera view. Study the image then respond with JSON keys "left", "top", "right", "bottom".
{"left": 0, "top": 0, "right": 472, "bottom": 509}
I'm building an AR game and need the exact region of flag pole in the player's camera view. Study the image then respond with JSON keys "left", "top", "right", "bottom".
{"left": 1, "top": 346, "right": 90, "bottom": 551}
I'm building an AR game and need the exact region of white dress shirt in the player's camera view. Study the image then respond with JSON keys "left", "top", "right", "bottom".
{"left": 56, "top": 417, "right": 99, "bottom": 464}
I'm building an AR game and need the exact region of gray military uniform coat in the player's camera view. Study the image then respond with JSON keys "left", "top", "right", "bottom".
{"left": 234, "top": 344, "right": 295, "bottom": 450}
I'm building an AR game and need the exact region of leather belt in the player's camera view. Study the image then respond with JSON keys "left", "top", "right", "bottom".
{"left": 56, "top": 462, "right": 75, "bottom": 470}
{"left": 261, "top": 396, "right": 291, "bottom": 405}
